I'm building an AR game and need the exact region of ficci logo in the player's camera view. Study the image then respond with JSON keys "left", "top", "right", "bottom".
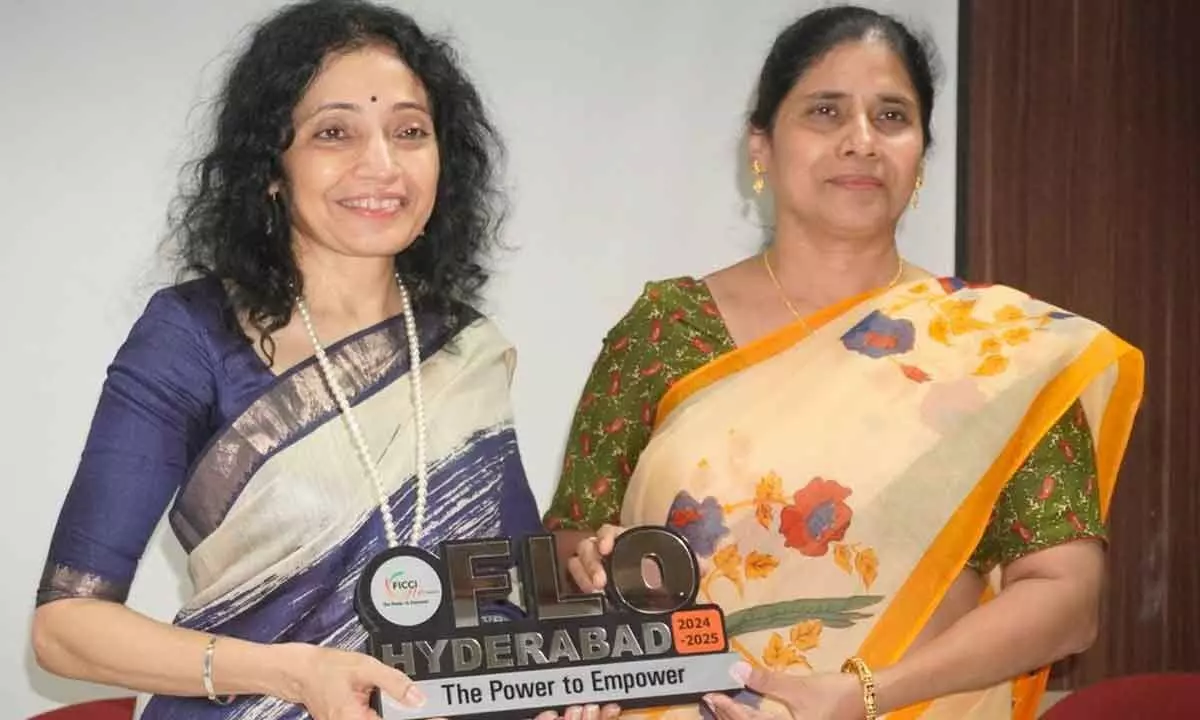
{"left": 383, "top": 570, "right": 420, "bottom": 600}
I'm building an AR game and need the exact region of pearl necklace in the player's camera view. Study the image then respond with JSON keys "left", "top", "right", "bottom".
{"left": 294, "top": 273, "right": 428, "bottom": 548}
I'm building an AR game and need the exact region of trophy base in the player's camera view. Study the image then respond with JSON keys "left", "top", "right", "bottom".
{"left": 376, "top": 651, "right": 745, "bottom": 719}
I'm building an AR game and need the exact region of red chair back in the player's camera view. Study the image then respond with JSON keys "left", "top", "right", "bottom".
{"left": 29, "top": 697, "right": 136, "bottom": 720}
{"left": 1041, "top": 673, "right": 1200, "bottom": 719}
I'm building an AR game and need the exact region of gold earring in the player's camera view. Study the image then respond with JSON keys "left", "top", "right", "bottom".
{"left": 910, "top": 173, "right": 923, "bottom": 209}
{"left": 752, "top": 160, "right": 765, "bottom": 195}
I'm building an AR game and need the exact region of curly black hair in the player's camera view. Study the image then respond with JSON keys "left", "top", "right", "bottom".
{"left": 168, "top": 0, "right": 505, "bottom": 359}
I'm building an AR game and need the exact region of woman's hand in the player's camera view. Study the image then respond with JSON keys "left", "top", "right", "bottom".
{"left": 534, "top": 525, "right": 630, "bottom": 720}
{"left": 532, "top": 703, "right": 621, "bottom": 720}
{"left": 283, "top": 643, "right": 431, "bottom": 720}
{"left": 703, "top": 667, "right": 863, "bottom": 720}
{"left": 565, "top": 524, "right": 628, "bottom": 593}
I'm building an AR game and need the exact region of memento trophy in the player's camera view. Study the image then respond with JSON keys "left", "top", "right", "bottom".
{"left": 355, "top": 526, "right": 745, "bottom": 719}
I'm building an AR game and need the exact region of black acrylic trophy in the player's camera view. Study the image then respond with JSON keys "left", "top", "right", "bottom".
{"left": 354, "top": 526, "right": 744, "bottom": 719}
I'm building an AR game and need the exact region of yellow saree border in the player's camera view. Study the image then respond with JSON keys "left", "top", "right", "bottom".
{"left": 655, "top": 285, "right": 882, "bottom": 429}
{"left": 864, "top": 330, "right": 1143, "bottom": 720}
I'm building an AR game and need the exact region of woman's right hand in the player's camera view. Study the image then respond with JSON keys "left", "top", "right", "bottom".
{"left": 533, "top": 703, "right": 622, "bottom": 720}
{"left": 565, "top": 524, "right": 628, "bottom": 593}
{"left": 284, "top": 643, "right": 429, "bottom": 720}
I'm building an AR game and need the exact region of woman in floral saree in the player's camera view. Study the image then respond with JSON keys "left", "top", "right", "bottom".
{"left": 544, "top": 7, "right": 1143, "bottom": 720}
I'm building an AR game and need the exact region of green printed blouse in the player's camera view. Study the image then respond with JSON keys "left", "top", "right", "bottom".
{"left": 544, "top": 277, "right": 1106, "bottom": 573}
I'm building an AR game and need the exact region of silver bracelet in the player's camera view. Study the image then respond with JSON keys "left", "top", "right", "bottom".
{"left": 202, "top": 635, "right": 235, "bottom": 705}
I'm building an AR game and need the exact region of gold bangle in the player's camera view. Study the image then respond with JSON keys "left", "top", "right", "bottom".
{"left": 202, "top": 635, "right": 235, "bottom": 706}
{"left": 841, "top": 656, "right": 879, "bottom": 720}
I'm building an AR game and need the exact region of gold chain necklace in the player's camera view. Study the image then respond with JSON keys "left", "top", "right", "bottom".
{"left": 762, "top": 250, "right": 905, "bottom": 321}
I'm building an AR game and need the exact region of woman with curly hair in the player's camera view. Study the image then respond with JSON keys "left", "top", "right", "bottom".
{"left": 30, "top": 1, "right": 542, "bottom": 717}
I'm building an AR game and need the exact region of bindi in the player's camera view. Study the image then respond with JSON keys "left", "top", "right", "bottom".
{"left": 370, "top": 95, "right": 378, "bottom": 103}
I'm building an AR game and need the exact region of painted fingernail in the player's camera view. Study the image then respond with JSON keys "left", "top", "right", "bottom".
{"left": 404, "top": 685, "right": 426, "bottom": 705}
{"left": 729, "top": 661, "right": 752, "bottom": 685}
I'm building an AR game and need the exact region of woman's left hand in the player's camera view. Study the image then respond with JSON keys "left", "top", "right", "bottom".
{"left": 703, "top": 667, "right": 864, "bottom": 720}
